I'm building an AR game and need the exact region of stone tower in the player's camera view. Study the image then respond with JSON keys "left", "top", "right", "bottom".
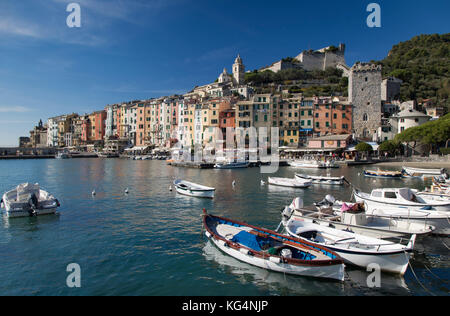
{"left": 349, "top": 63, "right": 382, "bottom": 140}
{"left": 233, "top": 54, "right": 245, "bottom": 85}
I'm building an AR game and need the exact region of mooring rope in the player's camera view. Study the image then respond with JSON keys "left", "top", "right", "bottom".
{"left": 407, "top": 260, "right": 436, "bottom": 296}
{"left": 423, "top": 264, "right": 448, "bottom": 283}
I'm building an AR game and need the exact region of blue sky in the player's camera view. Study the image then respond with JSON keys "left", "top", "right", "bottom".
{"left": 0, "top": 0, "right": 449, "bottom": 146}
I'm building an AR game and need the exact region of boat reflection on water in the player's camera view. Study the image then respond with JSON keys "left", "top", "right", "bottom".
{"left": 202, "top": 240, "right": 345, "bottom": 295}
{"left": 203, "top": 240, "right": 412, "bottom": 295}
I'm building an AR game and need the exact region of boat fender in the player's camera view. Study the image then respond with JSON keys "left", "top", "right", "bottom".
{"left": 239, "top": 248, "right": 251, "bottom": 255}
{"left": 280, "top": 248, "right": 292, "bottom": 259}
{"left": 269, "top": 257, "right": 281, "bottom": 264}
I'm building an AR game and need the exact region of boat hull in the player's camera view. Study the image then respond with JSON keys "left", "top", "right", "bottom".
{"left": 5, "top": 207, "right": 58, "bottom": 218}
{"left": 403, "top": 167, "right": 442, "bottom": 176}
{"left": 268, "top": 177, "right": 311, "bottom": 188}
{"left": 207, "top": 232, "right": 345, "bottom": 281}
{"left": 366, "top": 209, "right": 450, "bottom": 235}
{"left": 295, "top": 174, "right": 344, "bottom": 186}
{"left": 175, "top": 187, "right": 214, "bottom": 199}
{"left": 354, "top": 190, "right": 450, "bottom": 213}
{"left": 285, "top": 218, "right": 413, "bottom": 274}
{"left": 214, "top": 162, "right": 250, "bottom": 169}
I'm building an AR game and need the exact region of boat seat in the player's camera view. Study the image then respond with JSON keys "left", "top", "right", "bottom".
{"left": 215, "top": 224, "right": 251, "bottom": 240}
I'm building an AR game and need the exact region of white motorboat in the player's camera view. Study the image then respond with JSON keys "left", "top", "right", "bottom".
{"left": 365, "top": 207, "right": 450, "bottom": 236}
{"left": 203, "top": 210, "right": 345, "bottom": 281}
{"left": 282, "top": 200, "right": 415, "bottom": 275}
{"left": 324, "top": 160, "right": 339, "bottom": 169}
{"left": 353, "top": 187, "right": 450, "bottom": 212}
{"left": 402, "top": 166, "right": 444, "bottom": 176}
{"left": 315, "top": 195, "right": 448, "bottom": 236}
{"left": 289, "top": 160, "right": 325, "bottom": 169}
{"left": 1, "top": 183, "right": 60, "bottom": 218}
{"left": 214, "top": 161, "right": 250, "bottom": 169}
{"left": 173, "top": 180, "right": 215, "bottom": 199}
{"left": 295, "top": 174, "right": 345, "bottom": 186}
{"left": 268, "top": 177, "right": 312, "bottom": 188}
{"left": 55, "top": 152, "right": 70, "bottom": 159}
{"left": 306, "top": 196, "right": 435, "bottom": 238}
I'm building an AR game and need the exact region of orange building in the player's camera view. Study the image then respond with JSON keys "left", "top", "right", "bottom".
{"left": 92, "top": 111, "right": 107, "bottom": 141}
{"left": 313, "top": 97, "right": 352, "bottom": 136}
{"left": 136, "top": 103, "right": 152, "bottom": 147}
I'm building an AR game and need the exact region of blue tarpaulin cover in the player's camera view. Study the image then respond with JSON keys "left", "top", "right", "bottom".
{"left": 231, "top": 231, "right": 263, "bottom": 251}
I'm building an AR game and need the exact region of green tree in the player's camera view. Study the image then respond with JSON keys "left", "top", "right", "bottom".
{"left": 355, "top": 142, "right": 373, "bottom": 152}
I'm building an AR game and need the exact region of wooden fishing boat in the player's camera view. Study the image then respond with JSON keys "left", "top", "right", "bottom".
{"left": 364, "top": 169, "right": 403, "bottom": 178}
{"left": 295, "top": 174, "right": 345, "bottom": 185}
{"left": 173, "top": 180, "right": 215, "bottom": 198}
{"left": 202, "top": 209, "right": 345, "bottom": 281}
{"left": 1, "top": 183, "right": 61, "bottom": 218}
{"left": 283, "top": 209, "right": 416, "bottom": 275}
{"left": 268, "top": 177, "right": 312, "bottom": 188}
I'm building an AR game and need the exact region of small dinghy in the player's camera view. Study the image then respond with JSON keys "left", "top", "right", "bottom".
{"left": 1, "top": 183, "right": 60, "bottom": 218}
{"left": 173, "top": 180, "right": 215, "bottom": 199}
{"left": 203, "top": 209, "right": 345, "bottom": 281}
{"left": 268, "top": 177, "right": 312, "bottom": 188}
{"left": 295, "top": 174, "right": 345, "bottom": 185}
{"left": 282, "top": 199, "right": 415, "bottom": 275}
{"left": 364, "top": 170, "right": 403, "bottom": 178}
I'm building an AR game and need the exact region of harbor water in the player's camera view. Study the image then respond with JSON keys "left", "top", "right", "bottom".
{"left": 0, "top": 159, "right": 448, "bottom": 296}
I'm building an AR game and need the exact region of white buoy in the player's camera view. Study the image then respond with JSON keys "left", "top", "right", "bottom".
{"left": 92, "top": 189, "right": 96, "bottom": 196}
{"left": 232, "top": 180, "right": 236, "bottom": 187}
{"left": 169, "top": 185, "right": 173, "bottom": 192}
{"left": 125, "top": 188, "right": 129, "bottom": 194}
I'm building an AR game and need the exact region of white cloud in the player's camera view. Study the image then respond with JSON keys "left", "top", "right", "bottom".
{"left": 0, "top": 106, "right": 33, "bottom": 113}
{"left": 0, "top": 18, "right": 43, "bottom": 39}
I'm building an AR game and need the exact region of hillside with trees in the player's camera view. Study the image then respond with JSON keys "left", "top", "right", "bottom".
{"left": 380, "top": 33, "right": 450, "bottom": 111}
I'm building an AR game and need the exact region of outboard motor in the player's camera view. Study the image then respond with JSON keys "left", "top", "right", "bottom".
{"left": 281, "top": 206, "right": 293, "bottom": 225}
{"left": 280, "top": 248, "right": 292, "bottom": 259}
{"left": 27, "top": 193, "right": 39, "bottom": 217}
{"left": 315, "top": 195, "right": 336, "bottom": 207}
{"left": 289, "top": 197, "right": 304, "bottom": 210}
